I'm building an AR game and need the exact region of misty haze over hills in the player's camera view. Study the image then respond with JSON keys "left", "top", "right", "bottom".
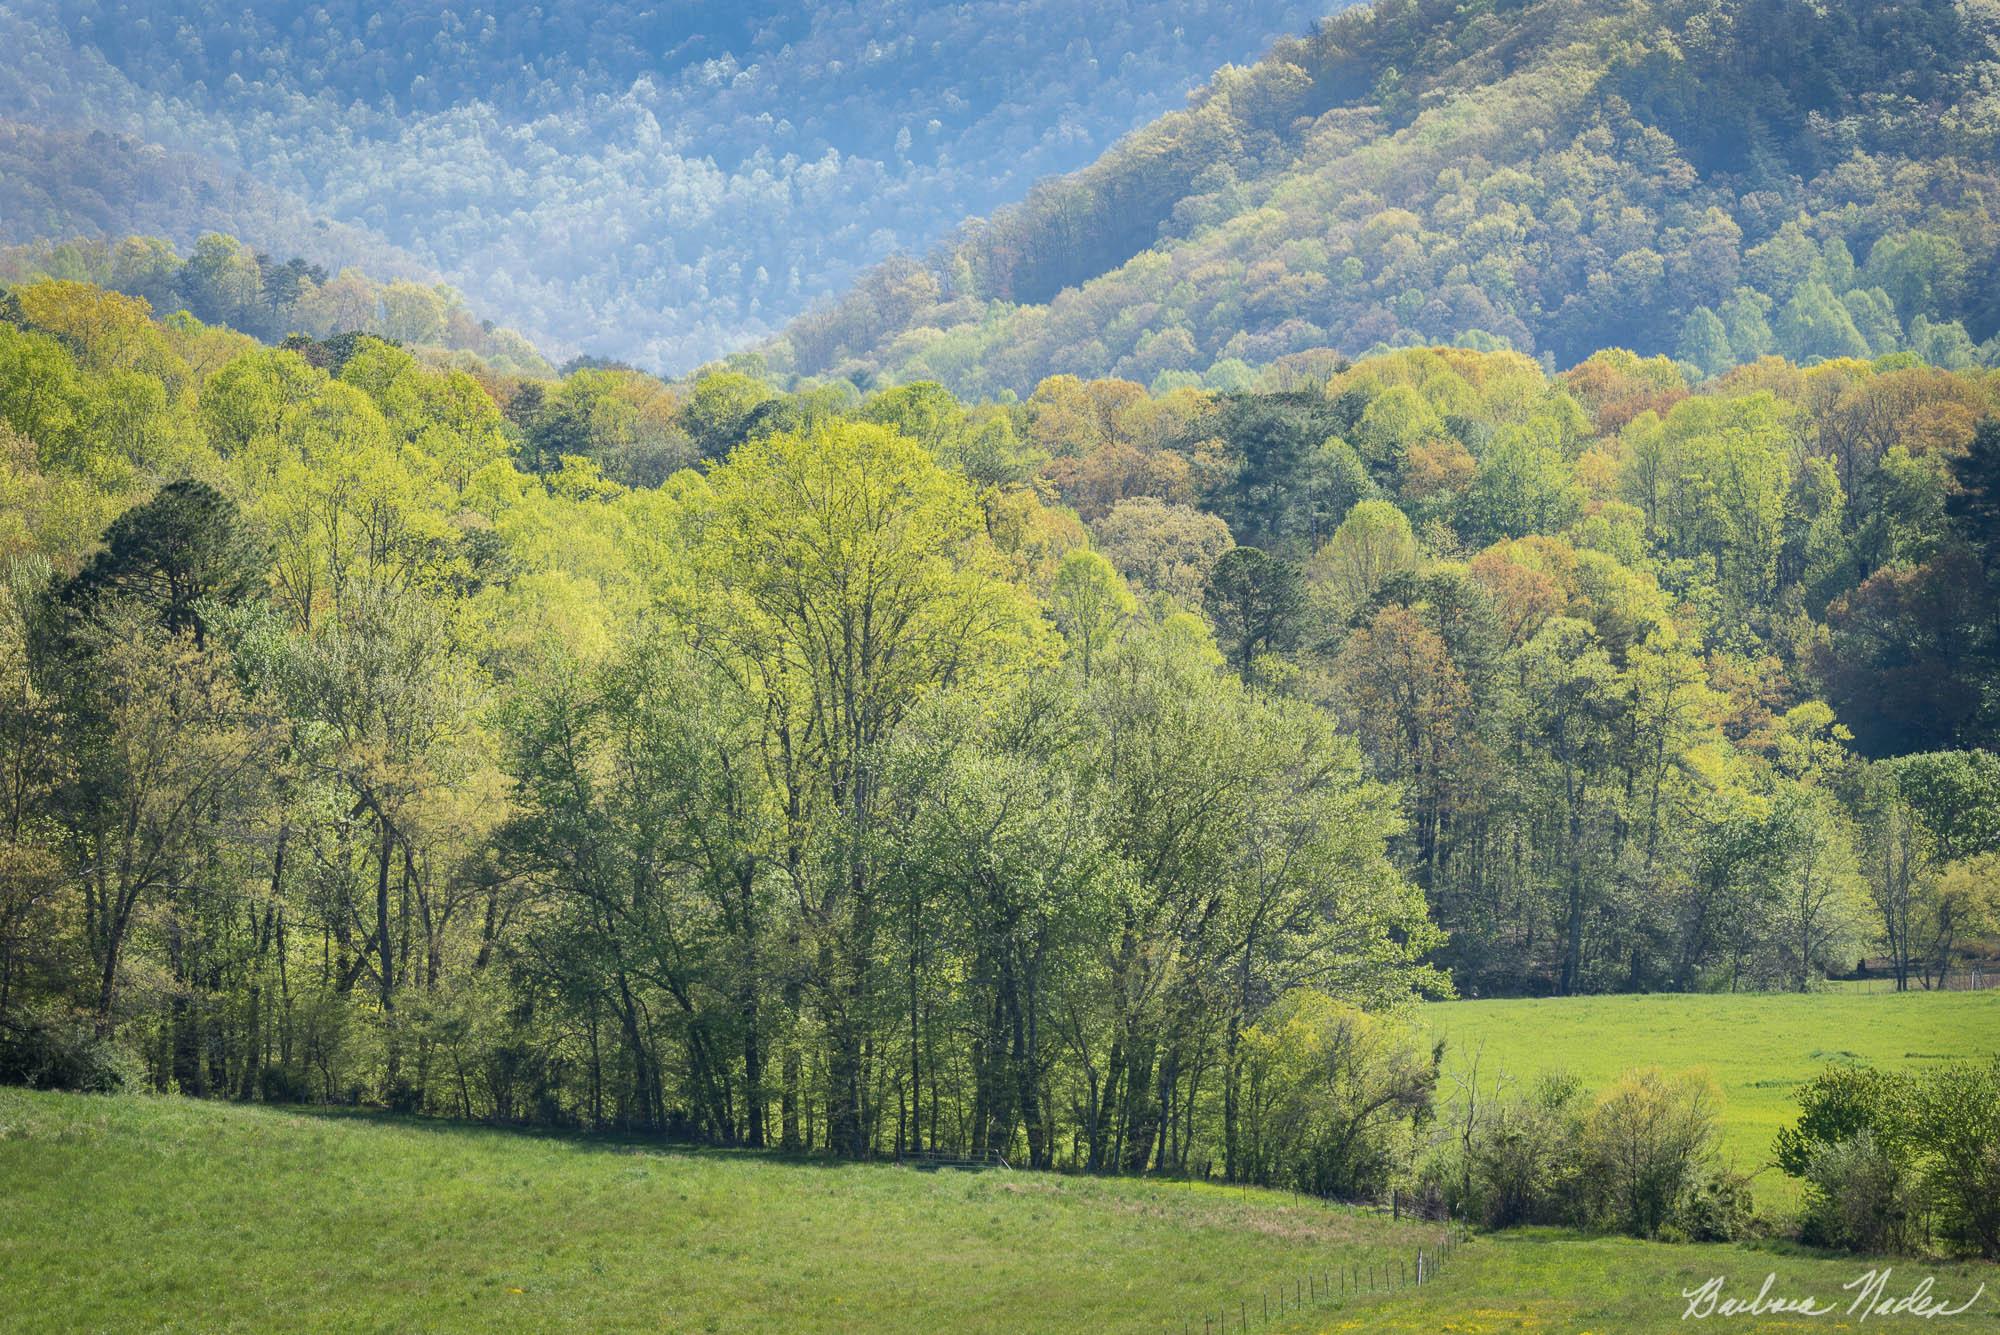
{"left": 0, "top": 0, "right": 1337, "bottom": 371}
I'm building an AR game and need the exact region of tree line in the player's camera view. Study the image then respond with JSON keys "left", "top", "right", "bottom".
{"left": 0, "top": 279, "right": 1440, "bottom": 1173}
{"left": 0, "top": 277, "right": 1995, "bottom": 1176}
{"left": 2, "top": 232, "right": 551, "bottom": 376}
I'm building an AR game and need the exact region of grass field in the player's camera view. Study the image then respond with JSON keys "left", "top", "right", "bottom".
{"left": 2, "top": 1084, "right": 1997, "bottom": 1333}
{"left": 1419, "top": 990, "right": 2000, "bottom": 1211}
{"left": 0, "top": 1088, "right": 1449, "bottom": 1334}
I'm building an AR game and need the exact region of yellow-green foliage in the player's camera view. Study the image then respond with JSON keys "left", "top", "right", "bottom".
{"left": 2, "top": 278, "right": 1995, "bottom": 1190}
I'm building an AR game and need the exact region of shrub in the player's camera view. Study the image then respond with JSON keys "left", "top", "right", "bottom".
{"left": 1426, "top": 1065, "right": 1743, "bottom": 1239}
{"left": 0, "top": 1012, "right": 142, "bottom": 1093}
{"left": 1775, "top": 1065, "right": 1906, "bottom": 1177}
{"left": 1778, "top": 1057, "right": 2000, "bottom": 1259}
{"left": 1672, "top": 1166, "right": 1757, "bottom": 1243}
{"left": 1582, "top": 1067, "right": 1722, "bottom": 1239}
{"left": 1908, "top": 1058, "right": 2000, "bottom": 1259}
{"left": 1801, "top": 1131, "right": 1921, "bottom": 1253}
{"left": 1462, "top": 1071, "right": 1587, "bottom": 1228}
{"left": 1778, "top": 1063, "right": 1920, "bottom": 1251}
{"left": 1236, "top": 990, "right": 1438, "bottom": 1199}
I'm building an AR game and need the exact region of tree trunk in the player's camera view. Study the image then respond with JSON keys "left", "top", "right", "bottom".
{"left": 376, "top": 813, "right": 398, "bottom": 1093}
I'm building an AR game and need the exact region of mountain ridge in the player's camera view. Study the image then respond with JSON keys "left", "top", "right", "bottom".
{"left": 0, "top": 121, "right": 439, "bottom": 278}
{"left": 0, "top": 0, "right": 1342, "bottom": 371}
{"left": 774, "top": 0, "right": 2000, "bottom": 395}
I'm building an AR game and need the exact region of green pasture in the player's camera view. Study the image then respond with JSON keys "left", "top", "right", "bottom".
{"left": 3, "top": 989, "right": 1997, "bottom": 1333}
{"left": 1420, "top": 990, "right": 2000, "bottom": 1211}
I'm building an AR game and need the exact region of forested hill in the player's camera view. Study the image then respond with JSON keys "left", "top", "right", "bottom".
{"left": 777, "top": 0, "right": 2000, "bottom": 395}
{"left": 0, "top": 123, "right": 426, "bottom": 288}
{"left": 0, "top": 0, "right": 1336, "bottom": 371}
{"left": 0, "top": 229, "right": 553, "bottom": 377}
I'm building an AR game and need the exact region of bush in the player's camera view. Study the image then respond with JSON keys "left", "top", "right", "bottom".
{"left": 1778, "top": 1057, "right": 2000, "bottom": 1259}
{"left": 1424, "top": 1066, "right": 1745, "bottom": 1239}
{"left": 1460, "top": 1071, "right": 1588, "bottom": 1228}
{"left": 1775, "top": 1065, "right": 1904, "bottom": 1177}
{"left": 1671, "top": 1166, "right": 1757, "bottom": 1243}
{"left": 1801, "top": 1131, "right": 1921, "bottom": 1253}
{"left": 1582, "top": 1067, "right": 1723, "bottom": 1239}
{"left": 1235, "top": 990, "right": 1438, "bottom": 1199}
{"left": 0, "top": 1013, "right": 142, "bottom": 1093}
{"left": 1908, "top": 1058, "right": 2000, "bottom": 1259}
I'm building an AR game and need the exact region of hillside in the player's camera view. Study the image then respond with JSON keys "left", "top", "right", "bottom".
{"left": 0, "top": 230, "right": 553, "bottom": 376}
{"left": 0, "top": 0, "right": 1345, "bottom": 371}
{"left": 778, "top": 0, "right": 2000, "bottom": 394}
{"left": 0, "top": 124, "right": 423, "bottom": 285}
{"left": 2, "top": 1086, "right": 1994, "bottom": 1332}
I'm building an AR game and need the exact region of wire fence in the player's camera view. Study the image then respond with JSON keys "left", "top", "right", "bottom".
{"left": 1834, "top": 967, "right": 1997, "bottom": 993}
{"left": 884, "top": 1155, "right": 1472, "bottom": 1331}
{"left": 895, "top": 1146, "right": 1012, "bottom": 1170}
{"left": 1163, "top": 1215, "right": 1469, "bottom": 1334}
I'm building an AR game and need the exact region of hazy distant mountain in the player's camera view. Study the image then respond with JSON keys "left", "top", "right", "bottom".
{"left": 779, "top": 0, "right": 2000, "bottom": 396}
{"left": 0, "top": 122, "right": 430, "bottom": 282}
{"left": 0, "top": 0, "right": 1341, "bottom": 371}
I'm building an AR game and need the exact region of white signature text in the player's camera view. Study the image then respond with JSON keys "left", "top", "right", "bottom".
{"left": 1681, "top": 1269, "right": 1987, "bottom": 1321}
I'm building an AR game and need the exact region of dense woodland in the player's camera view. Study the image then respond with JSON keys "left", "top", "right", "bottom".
{"left": 1, "top": 231, "right": 551, "bottom": 376}
{"left": 0, "top": 266, "right": 1996, "bottom": 1182}
{"left": 0, "top": 0, "right": 1327, "bottom": 369}
{"left": 782, "top": 0, "right": 2000, "bottom": 395}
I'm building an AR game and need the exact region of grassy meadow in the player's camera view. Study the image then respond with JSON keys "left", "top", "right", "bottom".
{"left": 1, "top": 1089, "right": 1996, "bottom": 1335}
{"left": 1420, "top": 990, "right": 2000, "bottom": 1210}
{"left": 3, "top": 989, "right": 1997, "bottom": 1334}
{"left": 0, "top": 1087, "right": 1452, "bottom": 1334}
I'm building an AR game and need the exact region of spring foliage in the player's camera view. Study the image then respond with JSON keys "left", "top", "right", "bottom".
{"left": 0, "top": 276, "right": 1994, "bottom": 1179}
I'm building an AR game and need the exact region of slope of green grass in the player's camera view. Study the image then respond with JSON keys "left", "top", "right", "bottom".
{"left": 0, "top": 1086, "right": 1994, "bottom": 1333}
{"left": 0, "top": 1089, "right": 1446, "bottom": 1334}
{"left": 1419, "top": 991, "right": 2000, "bottom": 1208}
